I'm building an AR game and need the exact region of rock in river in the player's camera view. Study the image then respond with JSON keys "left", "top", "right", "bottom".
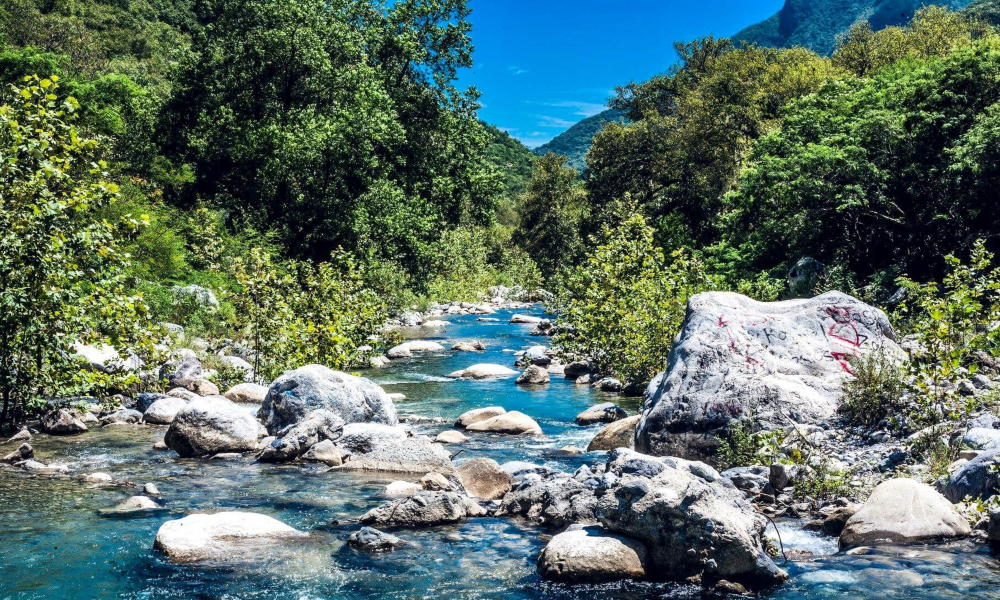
{"left": 386, "top": 340, "right": 446, "bottom": 359}
{"left": 458, "top": 458, "right": 512, "bottom": 500}
{"left": 143, "top": 397, "right": 189, "bottom": 425}
{"left": 154, "top": 512, "right": 307, "bottom": 564}
{"left": 840, "top": 478, "right": 970, "bottom": 548}
{"left": 164, "top": 396, "right": 259, "bottom": 457}
{"left": 41, "top": 409, "right": 88, "bottom": 435}
{"left": 636, "top": 291, "right": 900, "bottom": 460}
{"left": 587, "top": 415, "right": 640, "bottom": 452}
{"left": 333, "top": 423, "right": 455, "bottom": 474}
{"left": 257, "top": 409, "right": 345, "bottom": 462}
{"left": 258, "top": 365, "right": 397, "bottom": 434}
{"left": 538, "top": 525, "right": 648, "bottom": 583}
{"left": 576, "top": 403, "right": 628, "bottom": 426}
{"left": 516, "top": 365, "right": 550, "bottom": 386}
{"left": 455, "top": 407, "right": 506, "bottom": 428}
{"left": 360, "top": 491, "right": 486, "bottom": 527}
{"left": 447, "top": 364, "right": 518, "bottom": 380}
{"left": 348, "top": 527, "right": 405, "bottom": 552}
{"left": 465, "top": 411, "right": 542, "bottom": 435}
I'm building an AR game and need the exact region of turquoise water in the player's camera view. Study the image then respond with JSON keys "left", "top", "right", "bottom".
{"left": 2, "top": 306, "right": 999, "bottom": 599}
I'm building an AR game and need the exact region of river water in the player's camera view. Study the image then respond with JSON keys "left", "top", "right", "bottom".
{"left": 2, "top": 306, "right": 999, "bottom": 599}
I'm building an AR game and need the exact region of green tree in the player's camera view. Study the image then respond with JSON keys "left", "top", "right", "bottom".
{"left": 0, "top": 75, "right": 159, "bottom": 428}
{"left": 514, "top": 153, "right": 585, "bottom": 281}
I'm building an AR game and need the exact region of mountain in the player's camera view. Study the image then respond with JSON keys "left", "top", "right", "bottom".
{"left": 533, "top": 109, "right": 626, "bottom": 171}
{"left": 965, "top": 0, "right": 1000, "bottom": 24}
{"left": 482, "top": 122, "right": 536, "bottom": 197}
{"left": 734, "top": 0, "right": 973, "bottom": 55}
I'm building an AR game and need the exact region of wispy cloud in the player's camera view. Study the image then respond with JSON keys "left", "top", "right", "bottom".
{"left": 536, "top": 115, "right": 577, "bottom": 129}
{"left": 541, "top": 100, "right": 607, "bottom": 117}
{"left": 508, "top": 65, "right": 528, "bottom": 76}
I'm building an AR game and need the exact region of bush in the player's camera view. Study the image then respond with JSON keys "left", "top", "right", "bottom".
{"left": 716, "top": 421, "right": 780, "bottom": 470}
{"left": 553, "top": 211, "right": 720, "bottom": 387}
{"left": 839, "top": 348, "right": 908, "bottom": 427}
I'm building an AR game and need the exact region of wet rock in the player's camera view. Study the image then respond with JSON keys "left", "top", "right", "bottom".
{"left": 435, "top": 430, "right": 468, "bottom": 444}
{"left": 510, "top": 314, "right": 543, "bottom": 324}
{"left": 465, "top": 411, "right": 542, "bottom": 435}
{"left": 637, "top": 291, "right": 900, "bottom": 460}
{"left": 386, "top": 341, "right": 446, "bottom": 359}
{"left": 333, "top": 423, "right": 454, "bottom": 475}
{"left": 258, "top": 365, "right": 397, "bottom": 435}
{"left": 382, "top": 481, "right": 422, "bottom": 498}
{"left": 2, "top": 443, "right": 33, "bottom": 463}
{"left": 944, "top": 447, "right": 1000, "bottom": 502}
{"left": 84, "top": 472, "right": 113, "bottom": 483}
{"left": 136, "top": 393, "right": 171, "bottom": 413}
{"left": 153, "top": 441, "right": 169, "bottom": 451}
{"left": 516, "top": 365, "right": 550, "bottom": 386}
{"left": 348, "top": 527, "right": 405, "bottom": 552}
{"left": 715, "top": 580, "right": 748, "bottom": 594}
{"left": 109, "top": 496, "right": 160, "bottom": 513}
{"left": 452, "top": 341, "right": 486, "bottom": 352}
{"left": 164, "top": 396, "right": 259, "bottom": 457}
{"left": 557, "top": 446, "right": 585, "bottom": 456}
{"left": 524, "top": 345, "right": 551, "bottom": 366}
{"left": 143, "top": 483, "right": 161, "bottom": 496}
{"left": 586, "top": 415, "right": 640, "bottom": 452}
{"left": 258, "top": 409, "right": 345, "bottom": 462}
{"left": 224, "top": 383, "right": 268, "bottom": 404}
{"left": 360, "top": 491, "right": 486, "bottom": 527}
{"left": 821, "top": 506, "right": 858, "bottom": 537}
{"left": 370, "top": 356, "right": 391, "bottom": 368}
{"left": 455, "top": 407, "right": 506, "bottom": 428}
{"left": 598, "top": 454, "right": 786, "bottom": 590}
{"left": 592, "top": 377, "right": 623, "bottom": 393}
{"left": 575, "top": 374, "right": 592, "bottom": 385}
{"left": 458, "top": 458, "right": 512, "bottom": 500}
{"left": 20, "top": 459, "right": 68, "bottom": 474}
{"left": 575, "top": 403, "right": 627, "bottom": 425}
{"left": 154, "top": 512, "right": 307, "bottom": 564}
{"left": 446, "top": 363, "right": 518, "bottom": 379}
{"left": 41, "top": 409, "right": 88, "bottom": 435}
{"left": 144, "top": 397, "right": 189, "bottom": 425}
{"left": 160, "top": 349, "right": 204, "bottom": 390}
{"left": 301, "top": 439, "right": 348, "bottom": 465}
{"left": 100, "top": 408, "right": 143, "bottom": 426}
{"left": 538, "top": 525, "right": 648, "bottom": 583}
{"left": 5, "top": 428, "right": 31, "bottom": 444}
{"left": 841, "top": 479, "right": 970, "bottom": 548}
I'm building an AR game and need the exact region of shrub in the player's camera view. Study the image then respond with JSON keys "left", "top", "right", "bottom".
{"left": 716, "top": 421, "right": 780, "bottom": 470}
{"left": 839, "top": 348, "right": 908, "bottom": 427}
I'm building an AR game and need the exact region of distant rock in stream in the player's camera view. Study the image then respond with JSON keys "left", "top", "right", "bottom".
{"left": 154, "top": 512, "right": 307, "bottom": 564}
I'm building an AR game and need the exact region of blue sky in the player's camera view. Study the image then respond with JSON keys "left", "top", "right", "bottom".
{"left": 457, "top": 0, "right": 785, "bottom": 147}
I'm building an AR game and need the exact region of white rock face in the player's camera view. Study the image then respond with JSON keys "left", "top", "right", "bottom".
{"left": 538, "top": 526, "right": 648, "bottom": 583}
{"left": 386, "top": 341, "right": 446, "bottom": 359}
{"left": 840, "top": 478, "right": 970, "bottom": 548}
{"left": 153, "top": 512, "right": 306, "bottom": 564}
{"left": 637, "top": 291, "right": 900, "bottom": 459}
{"left": 446, "top": 364, "right": 517, "bottom": 379}
{"left": 143, "top": 397, "right": 189, "bottom": 425}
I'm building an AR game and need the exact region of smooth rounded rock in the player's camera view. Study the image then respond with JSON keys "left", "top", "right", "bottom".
{"left": 144, "top": 397, "right": 189, "bottom": 425}
{"left": 458, "top": 458, "right": 512, "bottom": 500}
{"left": 516, "top": 365, "right": 550, "bottom": 386}
{"left": 224, "top": 383, "right": 268, "bottom": 404}
{"left": 465, "top": 411, "right": 542, "bottom": 435}
{"left": 153, "top": 512, "right": 307, "bottom": 564}
{"left": 538, "top": 526, "right": 648, "bottom": 583}
{"left": 575, "top": 403, "right": 628, "bottom": 425}
{"left": 164, "top": 396, "right": 259, "bottom": 458}
{"left": 587, "top": 415, "right": 640, "bottom": 451}
{"left": 447, "top": 364, "right": 518, "bottom": 380}
{"left": 455, "top": 407, "right": 506, "bottom": 428}
{"left": 435, "top": 430, "right": 469, "bottom": 444}
{"left": 840, "top": 478, "right": 970, "bottom": 548}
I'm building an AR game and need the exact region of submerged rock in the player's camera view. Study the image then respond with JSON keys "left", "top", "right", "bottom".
{"left": 587, "top": 415, "right": 640, "bottom": 452}
{"left": 465, "top": 411, "right": 542, "bottom": 435}
{"left": 348, "top": 527, "right": 405, "bottom": 552}
{"left": 41, "top": 409, "right": 88, "bottom": 435}
{"left": 108, "top": 496, "right": 160, "bottom": 513}
{"left": 164, "top": 396, "right": 259, "bottom": 457}
{"left": 840, "top": 479, "right": 969, "bottom": 548}
{"left": 538, "top": 525, "right": 648, "bottom": 583}
{"left": 2, "top": 443, "right": 33, "bottom": 463}
{"left": 301, "top": 439, "right": 349, "bottom": 466}
{"left": 153, "top": 511, "right": 307, "bottom": 564}
{"left": 360, "top": 491, "right": 486, "bottom": 527}
{"left": 636, "top": 291, "right": 900, "bottom": 460}
{"left": 258, "top": 365, "right": 397, "bottom": 434}
{"left": 100, "top": 408, "right": 143, "bottom": 426}
{"left": 447, "top": 364, "right": 518, "bottom": 380}
{"left": 510, "top": 314, "right": 542, "bottom": 324}
{"left": 458, "top": 458, "right": 512, "bottom": 500}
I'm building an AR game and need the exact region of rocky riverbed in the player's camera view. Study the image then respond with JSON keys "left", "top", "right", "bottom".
{"left": 3, "top": 302, "right": 1000, "bottom": 599}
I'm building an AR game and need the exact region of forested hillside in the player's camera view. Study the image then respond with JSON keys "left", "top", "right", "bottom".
{"left": 532, "top": 109, "right": 625, "bottom": 171}
{"left": 734, "top": 0, "right": 973, "bottom": 54}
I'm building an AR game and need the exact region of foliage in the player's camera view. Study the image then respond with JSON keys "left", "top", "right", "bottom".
{"left": 514, "top": 153, "right": 586, "bottom": 281}
{"left": 482, "top": 122, "right": 535, "bottom": 199}
{"left": 716, "top": 421, "right": 780, "bottom": 470}
{"left": 553, "top": 210, "right": 720, "bottom": 387}
{"left": 839, "top": 348, "right": 908, "bottom": 427}
{"left": 793, "top": 458, "right": 853, "bottom": 501}
{"left": 423, "top": 225, "right": 541, "bottom": 303}
{"left": 0, "top": 76, "right": 160, "bottom": 428}
{"left": 532, "top": 109, "right": 626, "bottom": 172}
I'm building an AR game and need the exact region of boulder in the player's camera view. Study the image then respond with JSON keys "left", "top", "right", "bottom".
{"left": 153, "top": 512, "right": 306, "bottom": 564}
{"left": 455, "top": 407, "right": 506, "bottom": 428}
{"left": 164, "top": 396, "right": 259, "bottom": 457}
{"left": 457, "top": 458, "right": 512, "bottom": 500}
{"left": 220, "top": 355, "right": 254, "bottom": 381}
{"left": 637, "top": 291, "right": 900, "bottom": 460}
{"left": 136, "top": 392, "right": 171, "bottom": 413}
{"left": 301, "top": 439, "right": 349, "bottom": 466}
{"left": 160, "top": 349, "right": 204, "bottom": 390}
{"left": 224, "top": 383, "right": 268, "bottom": 404}
{"left": 108, "top": 496, "right": 160, "bottom": 513}
{"left": 516, "top": 365, "right": 550, "bottom": 386}
{"left": 564, "top": 361, "right": 593, "bottom": 378}
{"left": 446, "top": 364, "right": 518, "bottom": 379}
{"left": 841, "top": 479, "right": 969, "bottom": 548}
{"left": 538, "top": 526, "right": 648, "bottom": 583}
{"left": 524, "top": 345, "right": 551, "bottom": 366}
{"left": 100, "top": 408, "right": 143, "bottom": 426}
{"left": 963, "top": 427, "right": 1000, "bottom": 451}
{"left": 465, "top": 411, "right": 542, "bottom": 435}
{"left": 258, "top": 365, "right": 397, "bottom": 435}
{"left": 4, "top": 428, "right": 31, "bottom": 444}
{"left": 348, "top": 527, "right": 405, "bottom": 552}
{"left": 72, "top": 342, "right": 141, "bottom": 373}
{"left": 587, "top": 415, "right": 640, "bottom": 452}
{"left": 451, "top": 341, "right": 486, "bottom": 352}
{"left": 435, "top": 430, "right": 469, "bottom": 444}
{"left": 360, "top": 491, "right": 486, "bottom": 527}
{"left": 944, "top": 447, "right": 1000, "bottom": 502}
{"left": 598, "top": 452, "right": 786, "bottom": 589}
{"left": 497, "top": 475, "right": 598, "bottom": 530}
{"left": 2, "top": 443, "right": 33, "bottom": 463}
{"left": 188, "top": 379, "right": 220, "bottom": 397}
{"left": 370, "top": 356, "right": 391, "bottom": 368}
{"left": 386, "top": 341, "right": 446, "bottom": 359}
{"left": 382, "top": 481, "right": 423, "bottom": 498}
{"left": 41, "top": 409, "right": 88, "bottom": 435}
{"left": 786, "top": 257, "right": 825, "bottom": 298}
{"left": 722, "top": 466, "right": 770, "bottom": 494}
{"left": 420, "top": 471, "right": 455, "bottom": 491}
{"left": 257, "top": 410, "right": 345, "bottom": 462}
{"left": 144, "top": 397, "right": 189, "bottom": 425}
{"left": 510, "top": 314, "right": 543, "bottom": 324}
{"left": 167, "top": 388, "right": 201, "bottom": 402}
{"left": 576, "top": 403, "right": 628, "bottom": 426}
{"left": 333, "top": 423, "right": 455, "bottom": 474}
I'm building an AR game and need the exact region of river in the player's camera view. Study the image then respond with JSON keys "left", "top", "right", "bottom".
{"left": 2, "top": 305, "right": 999, "bottom": 599}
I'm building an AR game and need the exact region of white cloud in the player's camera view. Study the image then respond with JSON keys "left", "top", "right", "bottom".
{"left": 536, "top": 115, "right": 577, "bottom": 129}
{"left": 542, "top": 100, "right": 607, "bottom": 117}
{"left": 508, "top": 65, "right": 528, "bottom": 75}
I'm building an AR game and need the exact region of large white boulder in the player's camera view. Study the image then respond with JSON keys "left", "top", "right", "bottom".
{"left": 840, "top": 478, "right": 970, "bottom": 548}
{"left": 164, "top": 396, "right": 259, "bottom": 457}
{"left": 143, "top": 397, "right": 189, "bottom": 425}
{"left": 257, "top": 365, "right": 397, "bottom": 434}
{"left": 465, "top": 411, "right": 542, "bottom": 435}
{"left": 153, "top": 512, "right": 306, "bottom": 564}
{"left": 637, "top": 291, "right": 899, "bottom": 459}
{"left": 538, "top": 526, "right": 648, "bottom": 583}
